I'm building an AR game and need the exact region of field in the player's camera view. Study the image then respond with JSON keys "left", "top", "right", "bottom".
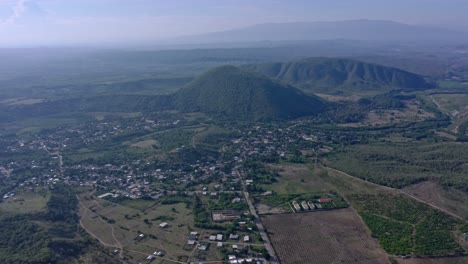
{"left": 267, "top": 163, "right": 335, "bottom": 193}
{"left": 328, "top": 142, "right": 468, "bottom": 191}
{"left": 402, "top": 181, "right": 468, "bottom": 220}
{"left": 262, "top": 209, "right": 389, "bottom": 264}
{"left": 340, "top": 100, "right": 434, "bottom": 127}
{"left": 429, "top": 93, "right": 468, "bottom": 135}
{"left": 78, "top": 192, "right": 205, "bottom": 263}
{"left": 350, "top": 193, "right": 464, "bottom": 256}
{"left": 77, "top": 192, "right": 247, "bottom": 263}
{"left": 0, "top": 189, "right": 49, "bottom": 214}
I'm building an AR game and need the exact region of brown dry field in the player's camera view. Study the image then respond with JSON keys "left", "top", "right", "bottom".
{"left": 402, "top": 181, "right": 468, "bottom": 220}
{"left": 262, "top": 209, "right": 389, "bottom": 264}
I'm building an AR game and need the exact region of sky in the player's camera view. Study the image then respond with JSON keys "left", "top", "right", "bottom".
{"left": 1, "top": 0, "right": 468, "bottom": 47}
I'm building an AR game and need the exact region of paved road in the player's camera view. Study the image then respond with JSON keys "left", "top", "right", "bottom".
{"left": 236, "top": 169, "right": 279, "bottom": 264}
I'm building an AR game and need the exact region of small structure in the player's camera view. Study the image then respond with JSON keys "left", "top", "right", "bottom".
{"left": 197, "top": 244, "right": 208, "bottom": 251}
{"left": 307, "top": 201, "right": 315, "bottom": 209}
{"left": 301, "top": 201, "right": 309, "bottom": 210}
{"left": 217, "top": 242, "right": 223, "bottom": 247}
{"left": 216, "top": 234, "right": 223, "bottom": 241}
{"left": 209, "top": 235, "right": 217, "bottom": 241}
{"left": 229, "top": 234, "right": 239, "bottom": 240}
{"left": 318, "top": 198, "right": 331, "bottom": 203}
{"left": 243, "top": 235, "right": 250, "bottom": 242}
{"left": 292, "top": 201, "right": 301, "bottom": 211}
{"left": 159, "top": 222, "right": 168, "bottom": 228}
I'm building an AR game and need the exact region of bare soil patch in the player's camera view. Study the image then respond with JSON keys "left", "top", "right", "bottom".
{"left": 262, "top": 208, "right": 389, "bottom": 264}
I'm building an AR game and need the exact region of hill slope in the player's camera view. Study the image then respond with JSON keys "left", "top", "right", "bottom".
{"left": 174, "top": 65, "right": 327, "bottom": 120}
{"left": 244, "top": 58, "right": 432, "bottom": 94}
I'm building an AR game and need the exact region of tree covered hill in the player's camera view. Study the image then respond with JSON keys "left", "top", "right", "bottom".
{"left": 173, "top": 65, "right": 328, "bottom": 120}
{"left": 244, "top": 57, "right": 433, "bottom": 94}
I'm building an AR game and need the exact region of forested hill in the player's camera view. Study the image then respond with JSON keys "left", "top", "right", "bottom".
{"left": 173, "top": 65, "right": 328, "bottom": 120}
{"left": 244, "top": 57, "right": 433, "bottom": 94}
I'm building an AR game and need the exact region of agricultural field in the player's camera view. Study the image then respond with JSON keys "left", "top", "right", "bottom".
{"left": 328, "top": 142, "right": 468, "bottom": 192}
{"left": 350, "top": 193, "right": 465, "bottom": 257}
{"left": 402, "top": 181, "right": 468, "bottom": 220}
{"left": 340, "top": 99, "right": 434, "bottom": 127}
{"left": 262, "top": 208, "right": 389, "bottom": 264}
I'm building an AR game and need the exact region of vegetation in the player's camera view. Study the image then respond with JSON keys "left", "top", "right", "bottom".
{"left": 329, "top": 142, "right": 468, "bottom": 191}
{"left": 174, "top": 65, "right": 328, "bottom": 120}
{"left": 0, "top": 185, "right": 90, "bottom": 263}
{"left": 350, "top": 193, "right": 463, "bottom": 256}
{"left": 244, "top": 57, "right": 432, "bottom": 95}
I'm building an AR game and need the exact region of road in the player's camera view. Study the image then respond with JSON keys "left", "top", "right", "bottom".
{"left": 236, "top": 169, "right": 279, "bottom": 264}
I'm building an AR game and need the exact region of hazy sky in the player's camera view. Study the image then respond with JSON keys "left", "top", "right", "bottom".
{"left": 1, "top": 0, "right": 467, "bottom": 47}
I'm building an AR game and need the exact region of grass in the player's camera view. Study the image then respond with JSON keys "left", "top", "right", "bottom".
{"left": 328, "top": 142, "right": 468, "bottom": 191}
{"left": 78, "top": 193, "right": 205, "bottom": 263}
{"left": 0, "top": 188, "right": 49, "bottom": 215}
{"left": 265, "top": 163, "right": 335, "bottom": 194}
{"left": 119, "top": 199, "right": 158, "bottom": 211}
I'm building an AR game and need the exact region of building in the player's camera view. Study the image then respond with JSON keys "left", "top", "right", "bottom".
{"left": 292, "top": 201, "right": 301, "bottom": 211}
{"left": 301, "top": 201, "right": 309, "bottom": 210}
{"left": 243, "top": 235, "right": 250, "bottom": 242}
{"left": 159, "top": 222, "right": 168, "bottom": 228}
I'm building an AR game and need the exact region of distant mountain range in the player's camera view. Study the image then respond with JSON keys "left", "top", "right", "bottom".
{"left": 244, "top": 57, "right": 432, "bottom": 94}
{"left": 164, "top": 20, "right": 466, "bottom": 45}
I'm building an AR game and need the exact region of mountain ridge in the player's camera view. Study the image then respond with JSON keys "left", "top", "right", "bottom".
{"left": 244, "top": 57, "right": 433, "bottom": 94}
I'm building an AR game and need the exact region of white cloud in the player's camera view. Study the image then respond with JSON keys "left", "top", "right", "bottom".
{"left": 1, "top": 0, "right": 26, "bottom": 24}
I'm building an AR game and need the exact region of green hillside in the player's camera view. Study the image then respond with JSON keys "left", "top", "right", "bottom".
{"left": 244, "top": 57, "right": 432, "bottom": 94}
{"left": 173, "top": 65, "right": 327, "bottom": 120}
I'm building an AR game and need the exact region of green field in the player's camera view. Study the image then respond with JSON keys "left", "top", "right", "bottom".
{"left": 350, "top": 193, "right": 464, "bottom": 256}
{"left": 329, "top": 142, "right": 468, "bottom": 191}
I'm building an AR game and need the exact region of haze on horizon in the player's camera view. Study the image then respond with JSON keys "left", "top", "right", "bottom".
{"left": 1, "top": 0, "right": 468, "bottom": 48}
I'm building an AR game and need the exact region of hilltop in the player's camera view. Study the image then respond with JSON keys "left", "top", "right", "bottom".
{"left": 244, "top": 57, "right": 432, "bottom": 94}
{"left": 173, "top": 65, "right": 327, "bottom": 120}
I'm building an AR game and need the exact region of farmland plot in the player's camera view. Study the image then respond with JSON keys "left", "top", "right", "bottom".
{"left": 262, "top": 208, "right": 388, "bottom": 264}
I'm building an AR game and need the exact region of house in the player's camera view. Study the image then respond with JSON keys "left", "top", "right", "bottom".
{"left": 217, "top": 242, "right": 223, "bottom": 247}
{"left": 229, "top": 234, "right": 239, "bottom": 240}
{"left": 292, "top": 201, "right": 301, "bottom": 211}
{"left": 209, "top": 235, "right": 217, "bottom": 241}
{"left": 216, "top": 234, "right": 223, "bottom": 241}
{"left": 197, "top": 244, "right": 208, "bottom": 251}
